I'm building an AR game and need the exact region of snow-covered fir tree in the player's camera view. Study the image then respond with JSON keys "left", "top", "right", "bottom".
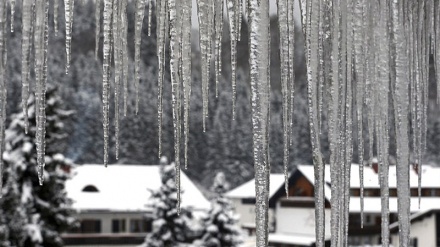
{"left": 0, "top": 87, "right": 76, "bottom": 247}
{"left": 142, "top": 157, "right": 203, "bottom": 247}
{"left": 195, "top": 172, "right": 242, "bottom": 247}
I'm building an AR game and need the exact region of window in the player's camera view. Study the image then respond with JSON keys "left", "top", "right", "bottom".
{"left": 130, "top": 219, "right": 152, "bottom": 233}
{"left": 82, "top": 185, "right": 99, "bottom": 192}
{"left": 80, "top": 219, "right": 101, "bottom": 233}
{"left": 242, "top": 198, "right": 256, "bottom": 204}
{"left": 112, "top": 219, "right": 126, "bottom": 233}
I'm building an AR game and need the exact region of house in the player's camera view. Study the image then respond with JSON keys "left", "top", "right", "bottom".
{"left": 62, "top": 164, "right": 210, "bottom": 247}
{"left": 226, "top": 174, "right": 287, "bottom": 234}
{"left": 229, "top": 162, "right": 440, "bottom": 247}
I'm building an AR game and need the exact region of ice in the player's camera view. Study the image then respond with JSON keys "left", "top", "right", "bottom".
{"left": 0, "top": 0, "right": 6, "bottom": 191}
{"left": 102, "top": 0, "right": 112, "bottom": 167}
{"left": 64, "top": 0, "right": 74, "bottom": 74}
{"left": 227, "top": 0, "right": 238, "bottom": 120}
{"left": 182, "top": 0, "right": 192, "bottom": 169}
{"left": 248, "top": 0, "right": 270, "bottom": 245}
{"left": 391, "top": 0, "right": 411, "bottom": 245}
{"left": 168, "top": 0, "right": 182, "bottom": 214}
{"left": 135, "top": 0, "right": 146, "bottom": 114}
{"left": 95, "top": 0, "right": 101, "bottom": 58}
{"left": 54, "top": 0, "right": 59, "bottom": 35}
{"left": 34, "top": 0, "right": 49, "bottom": 185}
{"left": 10, "top": 0, "right": 15, "bottom": 32}
{"left": 21, "top": 0, "right": 33, "bottom": 134}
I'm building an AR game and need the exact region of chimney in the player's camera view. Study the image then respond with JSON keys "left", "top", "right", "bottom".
{"left": 371, "top": 158, "right": 379, "bottom": 174}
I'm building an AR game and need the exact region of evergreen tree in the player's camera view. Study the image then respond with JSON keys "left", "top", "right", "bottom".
{"left": 1, "top": 87, "right": 76, "bottom": 247}
{"left": 143, "top": 157, "right": 202, "bottom": 247}
{"left": 196, "top": 172, "right": 242, "bottom": 247}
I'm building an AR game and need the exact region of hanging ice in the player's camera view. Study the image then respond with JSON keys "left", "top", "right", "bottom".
{"left": 34, "top": 0, "right": 49, "bottom": 185}
{"left": 134, "top": 0, "right": 146, "bottom": 114}
{"left": 10, "top": 0, "right": 15, "bottom": 32}
{"left": 21, "top": 0, "right": 33, "bottom": 134}
{"left": 0, "top": 0, "right": 7, "bottom": 191}
{"left": 95, "top": 0, "right": 101, "bottom": 58}
{"left": 64, "top": 0, "right": 74, "bottom": 73}
{"left": 102, "top": 0, "right": 112, "bottom": 167}
{"left": 248, "top": 0, "right": 270, "bottom": 245}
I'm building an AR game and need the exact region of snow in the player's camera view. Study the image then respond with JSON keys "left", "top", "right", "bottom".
{"left": 226, "top": 174, "right": 286, "bottom": 199}
{"left": 268, "top": 233, "right": 328, "bottom": 246}
{"left": 65, "top": 164, "right": 210, "bottom": 212}
{"left": 298, "top": 164, "right": 440, "bottom": 189}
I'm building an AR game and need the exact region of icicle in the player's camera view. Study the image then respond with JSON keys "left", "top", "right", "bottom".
{"left": 353, "top": 0, "right": 365, "bottom": 228}
{"left": 54, "top": 0, "right": 59, "bottom": 35}
{"left": 302, "top": 0, "right": 326, "bottom": 244}
{"left": 214, "top": 0, "right": 223, "bottom": 97}
{"left": 198, "top": 0, "right": 212, "bottom": 131}
{"left": 157, "top": 0, "right": 167, "bottom": 158}
{"left": 392, "top": 0, "right": 411, "bottom": 245}
{"left": 113, "top": 0, "right": 121, "bottom": 160}
{"left": 237, "top": 0, "right": 242, "bottom": 41}
{"left": 169, "top": 0, "right": 182, "bottom": 214}
{"left": 0, "top": 0, "right": 7, "bottom": 191}
{"left": 327, "top": 0, "right": 342, "bottom": 245}
{"left": 121, "top": 1, "right": 129, "bottom": 117}
{"left": 278, "top": 0, "right": 290, "bottom": 196}
{"left": 34, "top": 0, "right": 49, "bottom": 185}
{"left": 288, "top": 0, "right": 295, "bottom": 147}
{"left": 21, "top": 0, "right": 34, "bottom": 134}
{"left": 248, "top": 0, "right": 271, "bottom": 245}
{"left": 64, "top": 0, "right": 74, "bottom": 74}
{"left": 135, "top": 0, "right": 146, "bottom": 114}
{"left": 95, "top": 0, "right": 101, "bottom": 59}
{"left": 227, "top": 0, "right": 238, "bottom": 120}
{"left": 375, "top": 1, "right": 390, "bottom": 245}
{"left": 10, "top": 0, "right": 15, "bottom": 32}
{"left": 182, "top": 0, "right": 192, "bottom": 169}
{"left": 147, "top": 0, "right": 152, "bottom": 36}
{"left": 102, "top": 0, "right": 113, "bottom": 167}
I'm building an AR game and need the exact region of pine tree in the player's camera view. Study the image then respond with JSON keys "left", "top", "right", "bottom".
{"left": 1, "top": 87, "right": 76, "bottom": 247}
{"left": 142, "top": 157, "right": 202, "bottom": 247}
{"left": 196, "top": 172, "right": 242, "bottom": 247}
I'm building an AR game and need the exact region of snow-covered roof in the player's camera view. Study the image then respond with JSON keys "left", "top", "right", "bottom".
{"left": 226, "top": 174, "right": 286, "bottom": 199}
{"left": 349, "top": 197, "right": 440, "bottom": 214}
{"left": 269, "top": 233, "right": 329, "bottom": 245}
{"left": 65, "top": 164, "right": 210, "bottom": 212}
{"left": 297, "top": 163, "right": 440, "bottom": 189}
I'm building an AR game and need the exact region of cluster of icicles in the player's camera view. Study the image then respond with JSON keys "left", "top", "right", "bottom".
{"left": 0, "top": 0, "right": 438, "bottom": 246}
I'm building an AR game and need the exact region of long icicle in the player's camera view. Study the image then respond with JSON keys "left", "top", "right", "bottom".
{"left": 134, "top": 0, "right": 146, "bottom": 114}
{"left": 21, "top": 0, "right": 33, "bottom": 134}
{"left": 64, "top": 0, "right": 74, "bottom": 74}
{"left": 10, "top": 0, "right": 15, "bottom": 32}
{"left": 102, "top": 0, "right": 113, "bottom": 167}
{"left": 392, "top": 0, "right": 411, "bottom": 245}
{"left": 278, "top": 0, "right": 292, "bottom": 196}
{"left": 249, "top": 0, "right": 270, "bottom": 245}
{"left": 95, "top": 0, "right": 101, "bottom": 59}
{"left": 169, "top": 0, "right": 181, "bottom": 214}
{"left": 182, "top": 0, "right": 192, "bottom": 169}
{"left": 302, "top": 0, "right": 326, "bottom": 245}
{"left": 0, "top": 0, "right": 7, "bottom": 191}
{"left": 34, "top": 0, "right": 49, "bottom": 185}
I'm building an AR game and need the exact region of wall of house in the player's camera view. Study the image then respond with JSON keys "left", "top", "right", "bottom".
{"left": 275, "top": 203, "right": 331, "bottom": 238}
{"left": 232, "top": 198, "right": 275, "bottom": 232}
{"left": 72, "top": 211, "right": 149, "bottom": 234}
{"left": 391, "top": 213, "right": 436, "bottom": 247}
